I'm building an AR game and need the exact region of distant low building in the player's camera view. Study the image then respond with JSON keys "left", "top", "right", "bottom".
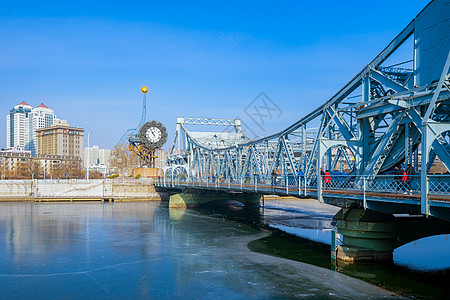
{"left": 89, "top": 163, "right": 109, "bottom": 174}
{"left": 1, "top": 144, "right": 111, "bottom": 179}
{"left": 0, "top": 149, "right": 33, "bottom": 178}
{"left": 0, "top": 148, "right": 83, "bottom": 179}
{"left": 36, "top": 154, "right": 83, "bottom": 178}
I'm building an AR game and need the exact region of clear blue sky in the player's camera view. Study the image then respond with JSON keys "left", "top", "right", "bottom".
{"left": 0, "top": 0, "right": 430, "bottom": 150}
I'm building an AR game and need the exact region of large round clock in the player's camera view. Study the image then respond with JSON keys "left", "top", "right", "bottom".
{"left": 139, "top": 121, "right": 168, "bottom": 149}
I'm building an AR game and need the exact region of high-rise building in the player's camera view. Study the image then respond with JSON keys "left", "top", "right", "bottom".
{"left": 83, "top": 146, "right": 111, "bottom": 172}
{"left": 98, "top": 148, "right": 111, "bottom": 166}
{"left": 27, "top": 103, "right": 55, "bottom": 155}
{"left": 6, "top": 101, "right": 32, "bottom": 149}
{"left": 154, "top": 148, "right": 168, "bottom": 170}
{"left": 6, "top": 101, "right": 55, "bottom": 155}
{"left": 84, "top": 145, "right": 99, "bottom": 168}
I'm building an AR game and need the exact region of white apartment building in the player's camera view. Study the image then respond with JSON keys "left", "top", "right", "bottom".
{"left": 27, "top": 103, "right": 56, "bottom": 155}
{"left": 83, "top": 146, "right": 111, "bottom": 172}
{"left": 6, "top": 101, "right": 32, "bottom": 150}
{"left": 154, "top": 148, "right": 168, "bottom": 170}
{"left": 6, "top": 101, "right": 55, "bottom": 156}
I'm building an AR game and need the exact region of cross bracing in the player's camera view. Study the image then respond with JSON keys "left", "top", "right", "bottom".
{"left": 162, "top": 0, "right": 450, "bottom": 218}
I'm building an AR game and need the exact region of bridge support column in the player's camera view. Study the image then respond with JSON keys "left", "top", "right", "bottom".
{"left": 169, "top": 189, "right": 262, "bottom": 209}
{"left": 333, "top": 208, "right": 450, "bottom": 263}
{"left": 334, "top": 209, "right": 396, "bottom": 262}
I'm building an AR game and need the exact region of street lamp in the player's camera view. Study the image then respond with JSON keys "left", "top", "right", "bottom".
{"left": 86, "top": 131, "right": 92, "bottom": 180}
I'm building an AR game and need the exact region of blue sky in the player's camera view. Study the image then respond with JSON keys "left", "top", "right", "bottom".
{"left": 0, "top": 0, "right": 430, "bottom": 150}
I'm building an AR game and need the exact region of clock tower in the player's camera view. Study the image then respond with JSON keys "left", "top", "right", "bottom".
{"left": 128, "top": 87, "right": 168, "bottom": 170}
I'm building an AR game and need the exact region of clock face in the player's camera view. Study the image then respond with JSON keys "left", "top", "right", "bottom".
{"left": 138, "top": 120, "right": 168, "bottom": 149}
{"left": 146, "top": 126, "right": 161, "bottom": 143}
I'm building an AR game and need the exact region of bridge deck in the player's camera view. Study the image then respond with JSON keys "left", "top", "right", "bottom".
{"left": 157, "top": 177, "right": 450, "bottom": 221}
{"left": 157, "top": 181, "right": 450, "bottom": 202}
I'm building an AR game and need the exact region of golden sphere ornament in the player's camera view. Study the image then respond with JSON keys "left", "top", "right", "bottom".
{"left": 141, "top": 86, "right": 149, "bottom": 94}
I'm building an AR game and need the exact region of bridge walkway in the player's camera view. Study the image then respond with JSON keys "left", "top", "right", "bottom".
{"left": 156, "top": 174, "right": 450, "bottom": 220}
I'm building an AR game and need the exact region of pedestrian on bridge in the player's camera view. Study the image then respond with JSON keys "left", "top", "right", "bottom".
{"left": 271, "top": 170, "right": 277, "bottom": 189}
{"left": 394, "top": 166, "right": 405, "bottom": 192}
{"left": 324, "top": 170, "right": 331, "bottom": 188}
{"left": 245, "top": 171, "right": 250, "bottom": 184}
{"left": 297, "top": 169, "right": 304, "bottom": 186}
{"left": 402, "top": 169, "right": 408, "bottom": 194}
{"left": 317, "top": 168, "right": 325, "bottom": 187}
{"left": 406, "top": 164, "right": 415, "bottom": 193}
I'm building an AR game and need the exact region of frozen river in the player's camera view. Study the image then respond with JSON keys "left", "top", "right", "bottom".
{"left": 0, "top": 201, "right": 401, "bottom": 299}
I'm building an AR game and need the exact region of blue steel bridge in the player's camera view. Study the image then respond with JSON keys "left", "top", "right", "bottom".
{"left": 156, "top": 0, "right": 450, "bottom": 262}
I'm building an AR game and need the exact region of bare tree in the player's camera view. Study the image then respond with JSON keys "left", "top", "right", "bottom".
{"left": 109, "top": 144, "right": 139, "bottom": 177}
{"left": 50, "top": 160, "right": 83, "bottom": 179}
{"left": 14, "top": 159, "right": 41, "bottom": 179}
{"left": 89, "top": 170, "right": 104, "bottom": 179}
{"left": 0, "top": 159, "right": 6, "bottom": 179}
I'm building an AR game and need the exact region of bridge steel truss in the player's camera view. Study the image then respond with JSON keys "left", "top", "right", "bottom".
{"left": 163, "top": 0, "right": 450, "bottom": 221}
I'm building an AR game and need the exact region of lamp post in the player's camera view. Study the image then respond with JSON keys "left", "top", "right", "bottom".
{"left": 86, "top": 131, "right": 92, "bottom": 180}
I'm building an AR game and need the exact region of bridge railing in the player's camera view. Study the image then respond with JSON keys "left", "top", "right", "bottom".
{"left": 428, "top": 175, "right": 450, "bottom": 195}
{"left": 157, "top": 174, "right": 450, "bottom": 198}
{"left": 322, "top": 175, "right": 421, "bottom": 194}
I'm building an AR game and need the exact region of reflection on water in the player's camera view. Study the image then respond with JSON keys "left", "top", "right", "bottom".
{"left": 0, "top": 202, "right": 396, "bottom": 299}
{"left": 268, "top": 224, "right": 333, "bottom": 245}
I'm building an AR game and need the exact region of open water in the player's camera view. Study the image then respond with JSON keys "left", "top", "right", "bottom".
{"left": 0, "top": 200, "right": 448, "bottom": 299}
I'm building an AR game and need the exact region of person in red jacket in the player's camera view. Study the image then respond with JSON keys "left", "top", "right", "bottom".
{"left": 324, "top": 170, "right": 331, "bottom": 188}
{"left": 402, "top": 169, "right": 408, "bottom": 194}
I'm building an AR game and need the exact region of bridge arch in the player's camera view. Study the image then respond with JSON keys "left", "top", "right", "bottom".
{"left": 426, "top": 129, "right": 450, "bottom": 174}
{"left": 164, "top": 165, "right": 189, "bottom": 184}
{"left": 316, "top": 139, "right": 359, "bottom": 177}
{"left": 318, "top": 143, "right": 357, "bottom": 174}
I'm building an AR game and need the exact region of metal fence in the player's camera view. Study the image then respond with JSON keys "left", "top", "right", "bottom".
{"left": 428, "top": 175, "right": 450, "bottom": 195}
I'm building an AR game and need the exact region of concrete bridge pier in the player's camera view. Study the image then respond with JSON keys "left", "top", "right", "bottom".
{"left": 169, "top": 188, "right": 262, "bottom": 209}
{"left": 333, "top": 208, "right": 450, "bottom": 263}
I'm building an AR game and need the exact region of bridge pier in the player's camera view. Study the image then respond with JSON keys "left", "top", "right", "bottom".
{"left": 333, "top": 208, "right": 450, "bottom": 263}
{"left": 169, "top": 189, "right": 262, "bottom": 209}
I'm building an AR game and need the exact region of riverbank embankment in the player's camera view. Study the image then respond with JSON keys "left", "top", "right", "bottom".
{"left": 0, "top": 178, "right": 167, "bottom": 202}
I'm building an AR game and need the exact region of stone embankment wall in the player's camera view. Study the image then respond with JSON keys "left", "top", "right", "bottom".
{"left": 0, "top": 178, "right": 167, "bottom": 201}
